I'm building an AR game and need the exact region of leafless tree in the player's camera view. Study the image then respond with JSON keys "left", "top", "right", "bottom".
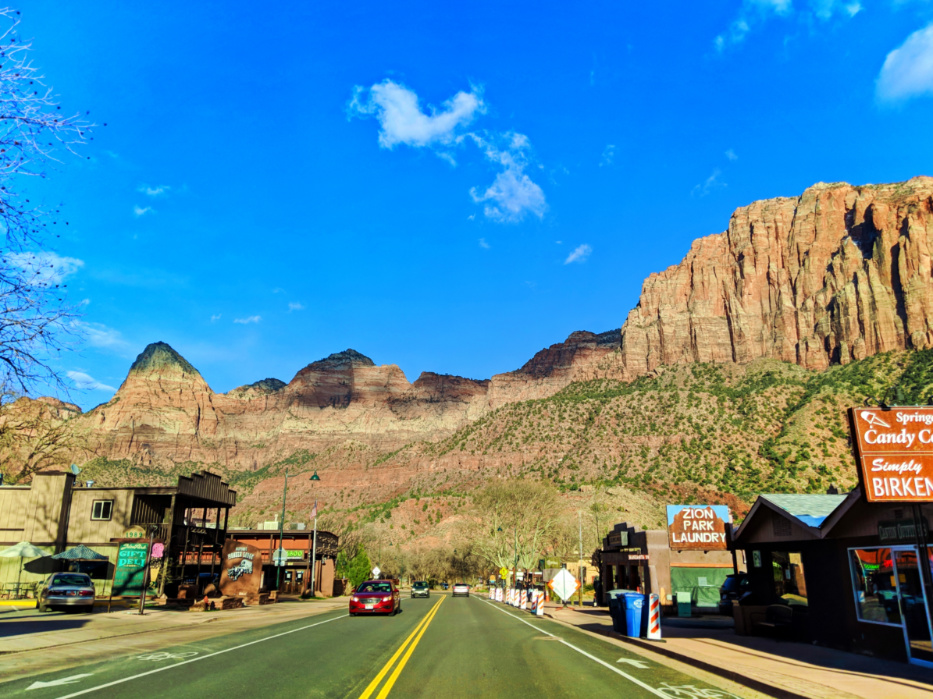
{"left": 0, "top": 392, "right": 88, "bottom": 483}
{"left": 469, "top": 479, "right": 566, "bottom": 571}
{"left": 0, "top": 7, "right": 91, "bottom": 394}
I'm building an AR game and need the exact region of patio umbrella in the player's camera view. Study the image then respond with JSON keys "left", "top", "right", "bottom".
{"left": 0, "top": 541, "right": 48, "bottom": 598}
{"left": 51, "top": 544, "right": 108, "bottom": 561}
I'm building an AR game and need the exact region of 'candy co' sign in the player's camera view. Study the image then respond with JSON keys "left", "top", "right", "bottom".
{"left": 850, "top": 407, "right": 933, "bottom": 503}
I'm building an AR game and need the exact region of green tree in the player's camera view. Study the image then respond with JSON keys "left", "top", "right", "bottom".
{"left": 337, "top": 544, "right": 372, "bottom": 589}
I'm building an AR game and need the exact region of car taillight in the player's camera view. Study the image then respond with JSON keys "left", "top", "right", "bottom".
{"left": 79, "top": 590, "right": 94, "bottom": 597}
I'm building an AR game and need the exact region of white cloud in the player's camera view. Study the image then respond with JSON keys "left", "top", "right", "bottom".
{"left": 73, "top": 321, "right": 128, "bottom": 349}
{"left": 67, "top": 370, "right": 115, "bottom": 392}
{"left": 133, "top": 205, "right": 154, "bottom": 217}
{"left": 351, "top": 78, "right": 547, "bottom": 224}
{"left": 479, "top": 238, "right": 490, "bottom": 249}
{"left": 137, "top": 184, "right": 171, "bottom": 197}
{"left": 288, "top": 302, "right": 304, "bottom": 312}
{"left": 877, "top": 24, "right": 933, "bottom": 103}
{"left": 5, "top": 251, "right": 84, "bottom": 287}
{"left": 600, "top": 144, "right": 616, "bottom": 167}
{"left": 715, "top": 0, "right": 858, "bottom": 51}
{"left": 210, "top": 314, "right": 221, "bottom": 322}
{"left": 234, "top": 315, "right": 261, "bottom": 324}
{"left": 79, "top": 298, "right": 90, "bottom": 306}
{"left": 725, "top": 148, "right": 739, "bottom": 161}
{"left": 469, "top": 132, "right": 547, "bottom": 223}
{"left": 564, "top": 244, "right": 592, "bottom": 265}
{"left": 692, "top": 169, "right": 725, "bottom": 197}
{"left": 349, "top": 80, "right": 484, "bottom": 153}
{"left": 811, "top": 0, "right": 861, "bottom": 20}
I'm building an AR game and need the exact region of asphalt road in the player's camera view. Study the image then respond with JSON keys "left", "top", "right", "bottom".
{"left": 0, "top": 594, "right": 742, "bottom": 698}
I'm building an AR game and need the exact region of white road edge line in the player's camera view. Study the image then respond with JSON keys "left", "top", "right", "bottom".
{"left": 54, "top": 613, "right": 348, "bottom": 699}
{"left": 481, "top": 599, "right": 668, "bottom": 699}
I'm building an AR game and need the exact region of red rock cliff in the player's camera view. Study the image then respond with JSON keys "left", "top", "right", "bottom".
{"left": 620, "top": 177, "right": 933, "bottom": 375}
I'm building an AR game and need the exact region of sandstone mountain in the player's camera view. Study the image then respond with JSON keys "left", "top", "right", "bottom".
{"left": 620, "top": 177, "right": 933, "bottom": 376}
{"left": 71, "top": 330, "right": 622, "bottom": 473}
{"left": 9, "top": 176, "right": 933, "bottom": 535}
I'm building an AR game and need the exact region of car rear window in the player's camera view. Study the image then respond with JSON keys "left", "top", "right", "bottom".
{"left": 53, "top": 575, "right": 91, "bottom": 586}
{"left": 359, "top": 582, "right": 392, "bottom": 593}
{"left": 721, "top": 576, "right": 745, "bottom": 592}
{"left": 413, "top": 582, "right": 427, "bottom": 588}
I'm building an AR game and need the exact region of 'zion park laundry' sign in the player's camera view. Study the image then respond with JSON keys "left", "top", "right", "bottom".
{"left": 666, "top": 505, "right": 730, "bottom": 550}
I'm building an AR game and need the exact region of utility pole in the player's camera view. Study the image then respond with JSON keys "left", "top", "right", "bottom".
{"left": 275, "top": 471, "right": 288, "bottom": 591}
{"left": 578, "top": 510, "right": 584, "bottom": 608}
{"left": 513, "top": 526, "right": 518, "bottom": 589}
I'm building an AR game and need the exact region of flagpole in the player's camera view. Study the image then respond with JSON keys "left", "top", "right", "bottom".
{"left": 310, "top": 501, "right": 318, "bottom": 598}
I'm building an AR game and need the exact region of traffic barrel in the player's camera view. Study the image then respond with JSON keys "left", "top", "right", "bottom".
{"left": 647, "top": 593, "right": 662, "bottom": 640}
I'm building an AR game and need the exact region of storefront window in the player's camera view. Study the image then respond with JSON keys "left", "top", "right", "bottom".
{"left": 849, "top": 548, "right": 901, "bottom": 625}
{"left": 771, "top": 551, "right": 807, "bottom": 605}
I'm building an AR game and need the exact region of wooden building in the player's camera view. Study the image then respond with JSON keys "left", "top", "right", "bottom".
{"left": 0, "top": 470, "right": 236, "bottom": 597}
{"left": 598, "top": 522, "right": 736, "bottom": 609}
{"left": 732, "top": 489, "right": 933, "bottom": 666}
{"left": 226, "top": 528, "right": 339, "bottom": 597}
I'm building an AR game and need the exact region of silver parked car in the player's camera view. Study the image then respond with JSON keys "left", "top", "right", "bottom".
{"left": 37, "top": 573, "right": 96, "bottom": 612}
{"left": 452, "top": 582, "right": 470, "bottom": 597}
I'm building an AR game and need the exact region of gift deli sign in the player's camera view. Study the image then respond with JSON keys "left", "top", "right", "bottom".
{"left": 850, "top": 407, "right": 933, "bottom": 503}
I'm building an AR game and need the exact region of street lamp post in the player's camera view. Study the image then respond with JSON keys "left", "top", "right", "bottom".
{"left": 138, "top": 524, "right": 159, "bottom": 616}
{"left": 275, "top": 471, "right": 289, "bottom": 591}
{"left": 309, "top": 471, "right": 320, "bottom": 598}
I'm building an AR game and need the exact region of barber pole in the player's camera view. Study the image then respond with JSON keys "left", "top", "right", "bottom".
{"left": 647, "top": 593, "right": 661, "bottom": 640}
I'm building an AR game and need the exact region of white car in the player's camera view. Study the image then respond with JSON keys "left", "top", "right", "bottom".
{"left": 452, "top": 582, "right": 470, "bottom": 597}
{"left": 37, "top": 573, "right": 95, "bottom": 613}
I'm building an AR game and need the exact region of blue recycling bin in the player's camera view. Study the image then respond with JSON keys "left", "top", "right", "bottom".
{"left": 606, "top": 590, "right": 627, "bottom": 633}
{"left": 622, "top": 593, "right": 645, "bottom": 638}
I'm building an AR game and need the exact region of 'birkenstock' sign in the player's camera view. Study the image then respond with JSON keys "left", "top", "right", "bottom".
{"left": 850, "top": 407, "right": 933, "bottom": 503}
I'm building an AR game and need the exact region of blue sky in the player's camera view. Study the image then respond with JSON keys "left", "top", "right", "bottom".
{"left": 12, "top": 1, "right": 933, "bottom": 409}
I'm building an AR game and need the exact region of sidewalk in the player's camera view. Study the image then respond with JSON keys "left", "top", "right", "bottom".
{"left": 0, "top": 596, "right": 348, "bottom": 681}
{"left": 546, "top": 605, "right": 933, "bottom": 699}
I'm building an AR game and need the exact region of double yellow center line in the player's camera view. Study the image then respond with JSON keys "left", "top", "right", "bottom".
{"left": 358, "top": 595, "right": 446, "bottom": 699}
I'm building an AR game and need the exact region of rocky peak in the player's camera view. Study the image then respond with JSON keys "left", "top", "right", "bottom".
{"left": 619, "top": 176, "right": 933, "bottom": 376}
{"left": 308, "top": 349, "right": 375, "bottom": 370}
{"left": 227, "top": 378, "right": 286, "bottom": 397}
{"left": 129, "top": 342, "right": 200, "bottom": 377}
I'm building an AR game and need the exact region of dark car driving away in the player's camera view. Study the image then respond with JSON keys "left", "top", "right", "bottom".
{"left": 37, "top": 573, "right": 96, "bottom": 613}
{"left": 350, "top": 579, "right": 401, "bottom": 616}
{"left": 718, "top": 573, "right": 750, "bottom": 615}
{"left": 411, "top": 581, "right": 429, "bottom": 598}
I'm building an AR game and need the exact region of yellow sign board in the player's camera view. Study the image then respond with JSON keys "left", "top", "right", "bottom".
{"left": 499, "top": 567, "right": 509, "bottom": 578}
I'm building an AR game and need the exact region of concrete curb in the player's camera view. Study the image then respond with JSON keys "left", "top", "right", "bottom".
{"left": 546, "top": 611, "right": 810, "bottom": 699}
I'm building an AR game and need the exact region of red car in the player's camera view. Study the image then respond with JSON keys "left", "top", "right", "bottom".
{"left": 349, "top": 579, "right": 401, "bottom": 616}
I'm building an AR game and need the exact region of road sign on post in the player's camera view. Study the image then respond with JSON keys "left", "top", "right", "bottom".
{"left": 272, "top": 548, "right": 288, "bottom": 567}
{"left": 499, "top": 567, "right": 509, "bottom": 579}
{"left": 372, "top": 566, "right": 381, "bottom": 578}
{"left": 548, "top": 568, "right": 580, "bottom": 604}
